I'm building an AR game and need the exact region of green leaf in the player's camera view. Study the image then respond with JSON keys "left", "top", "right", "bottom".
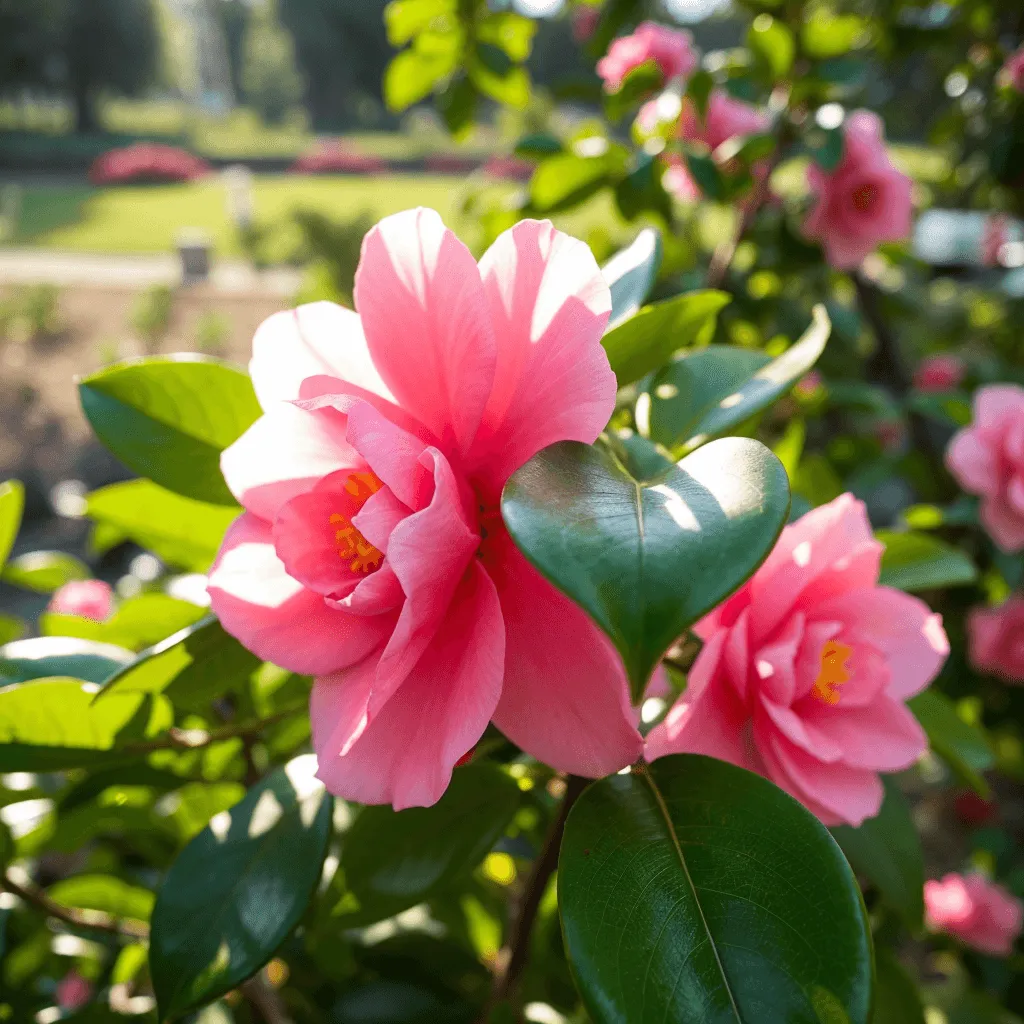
{"left": 802, "top": 10, "right": 868, "bottom": 58}
{"left": 502, "top": 437, "right": 790, "bottom": 700}
{"left": 470, "top": 59, "right": 530, "bottom": 109}
{"left": 385, "top": 48, "right": 457, "bottom": 111}
{"left": 748, "top": 15, "right": 795, "bottom": 78}
{"left": 645, "top": 305, "right": 831, "bottom": 452}
{"left": 910, "top": 690, "right": 994, "bottom": 797}
{"left": 876, "top": 531, "right": 978, "bottom": 592}
{"left": 384, "top": 0, "right": 456, "bottom": 46}
{"left": 0, "top": 614, "right": 26, "bottom": 646}
{"left": 604, "top": 62, "right": 662, "bottom": 121}
{"left": 807, "top": 124, "right": 845, "bottom": 172}
{"left": 86, "top": 480, "right": 239, "bottom": 573}
{"left": 42, "top": 594, "right": 206, "bottom": 652}
{"left": 0, "top": 479, "right": 24, "bottom": 571}
{"left": 530, "top": 149, "right": 624, "bottom": 213}
{"left": 514, "top": 132, "right": 562, "bottom": 158}
{"left": 0, "top": 636, "right": 134, "bottom": 685}
{"left": 439, "top": 74, "right": 478, "bottom": 137}
{"left": 872, "top": 951, "right": 925, "bottom": 1024}
{"left": 78, "top": 356, "right": 262, "bottom": 506}
{"left": 832, "top": 775, "right": 924, "bottom": 927}
{"left": 602, "top": 290, "right": 730, "bottom": 388}
{"left": 2, "top": 550, "right": 91, "bottom": 593}
{"left": 0, "top": 677, "right": 169, "bottom": 771}
{"left": 559, "top": 756, "right": 873, "bottom": 1024}
{"left": 48, "top": 874, "right": 155, "bottom": 924}
{"left": 476, "top": 10, "right": 536, "bottom": 62}
{"left": 149, "top": 755, "right": 333, "bottom": 1021}
{"left": 614, "top": 153, "right": 672, "bottom": 224}
{"left": 339, "top": 763, "right": 520, "bottom": 925}
{"left": 98, "top": 616, "right": 260, "bottom": 713}
{"left": 602, "top": 227, "right": 663, "bottom": 330}
{"left": 685, "top": 151, "right": 724, "bottom": 199}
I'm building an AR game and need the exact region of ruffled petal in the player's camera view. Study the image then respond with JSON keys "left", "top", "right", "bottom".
{"left": 800, "top": 697, "right": 926, "bottom": 771}
{"left": 208, "top": 514, "right": 393, "bottom": 675}
{"left": 354, "top": 208, "right": 497, "bottom": 455}
{"left": 946, "top": 427, "right": 999, "bottom": 495}
{"left": 249, "top": 302, "right": 392, "bottom": 409}
{"left": 312, "top": 561, "right": 504, "bottom": 809}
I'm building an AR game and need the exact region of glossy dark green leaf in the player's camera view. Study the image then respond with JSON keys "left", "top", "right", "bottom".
{"left": 872, "top": 951, "right": 925, "bottom": 1024}
{"left": 339, "top": 763, "right": 520, "bottom": 925}
{"left": 602, "top": 227, "right": 663, "bottom": 330}
{"left": 0, "top": 479, "right": 24, "bottom": 571}
{"left": 149, "top": 755, "right": 332, "bottom": 1020}
{"left": 0, "top": 636, "right": 134, "bottom": 685}
{"left": 86, "top": 479, "right": 239, "bottom": 573}
{"left": 98, "top": 616, "right": 260, "bottom": 713}
{"left": 603, "top": 291, "right": 729, "bottom": 388}
{"left": 0, "top": 677, "right": 169, "bottom": 771}
{"left": 910, "top": 690, "right": 994, "bottom": 797}
{"left": 645, "top": 305, "right": 831, "bottom": 453}
{"left": 560, "top": 755, "right": 873, "bottom": 1024}
{"left": 2, "top": 550, "right": 91, "bottom": 593}
{"left": 78, "top": 356, "right": 261, "bottom": 506}
{"left": 832, "top": 775, "right": 924, "bottom": 927}
{"left": 502, "top": 437, "right": 790, "bottom": 700}
{"left": 42, "top": 594, "right": 205, "bottom": 652}
{"left": 876, "top": 531, "right": 977, "bottom": 592}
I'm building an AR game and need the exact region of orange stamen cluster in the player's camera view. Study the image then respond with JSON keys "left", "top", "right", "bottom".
{"left": 330, "top": 472, "right": 384, "bottom": 575}
{"left": 812, "top": 640, "right": 853, "bottom": 705}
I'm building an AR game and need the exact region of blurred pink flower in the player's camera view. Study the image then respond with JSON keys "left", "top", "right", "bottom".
{"left": 48, "top": 580, "right": 114, "bottom": 622}
{"left": 913, "top": 354, "right": 965, "bottom": 392}
{"left": 571, "top": 5, "right": 601, "bottom": 43}
{"left": 794, "top": 370, "right": 823, "bottom": 398}
{"left": 803, "top": 111, "right": 913, "bottom": 270}
{"left": 968, "top": 596, "right": 1024, "bottom": 683}
{"left": 680, "top": 89, "right": 771, "bottom": 152}
{"left": 981, "top": 214, "right": 1009, "bottom": 267}
{"left": 662, "top": 153, "right": 700, "bottom": 202}
{"left": 290, "top": 141, "right": 387, "bottom": 175}
{"left": 946, "top": 384, "right": 1024, "bottom": 552}
{"left": 925, "top": 873, "right": 1023, "bottom": 956}
{"left": 645, "top": 494, "right": 948, "bottom": 826}
{"left": 596, "top": 21, "right": 697, "bottom": 92}
{"left": 89, "top": 144, "right": 210, "bottom": 185}
{"left": 56, "top": 971, "right": 93, "bottom": 1011}
{"left": 208, "top": 209, "right": 643, "bottom": 809}
{"left": 1002, "top": 47, "right": 1024, "bottom": 92}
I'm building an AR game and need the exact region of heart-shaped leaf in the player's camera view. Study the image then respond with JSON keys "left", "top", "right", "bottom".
{"left": 559, "top": 755, "right": 873, "bottom": 1024}
{"left": 501, "top": 437, "right": 790, "bottom": 701}
{"left": 79, "top": 356, "right": 261, "bottom": 506}
{"left": 644, "top": 304, "right": 831, "bottom": 452}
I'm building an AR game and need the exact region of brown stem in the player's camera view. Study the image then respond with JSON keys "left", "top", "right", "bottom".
{"left": 490, "top": 775, "right": 589, "bottom": 1013}
{"left": 1, "top": 869, "right": 149, "bottom": 939}
{"left": 241, "top": 970, "right": 294, "bottom": 1024}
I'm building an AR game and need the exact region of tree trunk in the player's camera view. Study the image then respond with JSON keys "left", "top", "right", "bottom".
{"left": 73, "top": 85, "right": 98, "bottom": 134}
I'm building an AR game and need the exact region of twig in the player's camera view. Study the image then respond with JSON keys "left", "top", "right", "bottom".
{"left": 0, "top": 869, "right": 149, "bottom": 939}
{"left": 490, "top": 775, "right": 590, "bottom": 1013}
{"left": 241, "top": 970, "right": 294, "bottom": 1024}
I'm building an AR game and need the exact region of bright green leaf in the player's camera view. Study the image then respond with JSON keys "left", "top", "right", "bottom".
{"left": 530, "top": 148, "right": 625, "bottom": 213}
{"left": 0, "top": 614, "right": 26, "bottom": 646}
{"left": 149, "top": 755, "right": 332, "bottom": 1020}
{"left": 602, "top": 227, "right": 663, "bottom": 330}
{"left": 385, "top": 48, "right": 458, "bottom": 112}
{"left": 0, "top": 636, "right": 134, "bottom": 685}
{"left": 877, "top": 531, "right": 978, "bottom": 592}
{"left": 645, "top": 305, "right": 831, "bottom": 452}
{"left": 384, "top": 0, "right": 456, "bottom": 46}
{"left": 802, "top": 10, "right": 868, "bottom": 58}
{"left": 560, "top": 756, "right": 873, "bottom": 1024}
{"left": 78, "top": 357, "right": 262, "bottom": 506}
{"left": 470, "top": 59, "right": 530, "bottom": 109}
{"left": 0, "top": 479, "right": 24, "bottom": 571}
{"left": 476, "top": 11, "right": 536, "bottom": 62}
{"left": 42, "top": 594, "right": 205, "bottom": 652}
{"left": 48, "top": 874, "right": 155, "bottom": 923}
{"left": 749, "top": 15, "right": 795, "bottom": 78}
{"left": 502, "top": 437, "right": 790, "bottom": 700}
{"left": 2, "top": 550, "right": 91, "bottom": 593}
{"left": 910, "top": 690, "right": 994, "bottom": 797}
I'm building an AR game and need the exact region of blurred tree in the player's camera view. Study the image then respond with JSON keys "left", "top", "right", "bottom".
{"left": 211, "top": 0, "right": 249, "bottom": 102}
{"left": 240, "top": 0, "right": 304, "bottom": 125}
{"left": 0, "top": 0, "right": 62, "bottom": 92}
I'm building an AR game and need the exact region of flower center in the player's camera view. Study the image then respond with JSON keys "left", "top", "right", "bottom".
{"left": 852, "top": 182, "right": 879, "bottom": 212}
{"left": 329, "top": 471, "right": 384, "bottom": 575}
{"left": 812, "top": 640, "right": 853, "bottom": 705}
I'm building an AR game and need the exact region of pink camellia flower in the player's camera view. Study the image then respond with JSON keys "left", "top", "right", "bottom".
{"left": 925, "top": 873, "right": 1024, "bottom": 956}
{"left": 572, "top": 5, "right": 601, "bottom": 44}
{"left": 645, "top": 494, "right": 949, "bottom": 826}
{"left": 1002, "top": 47, "right": 1024, "bottom": 92}
{"left": 207, "top": 209, "right": 643, "bottom": 809}
{"left": 968, "top": 597, "right": 1024, "bottom": 683}
{"left": 48, "top": 579, "right": 114, "bottom": 622}
{"left": 803, "top": 111, "right": 913, "bottom": 270}
{"left": 680, "top": 89, "right": 771, "bottom": 153}
{"left": 56, "top": 971, "right": 93, "bottom": 1011}
{"left": 946, "top": 384, "right": 1024, "bottom": 553}
{"left": 596, "top": 21, "right": 697, "bottom": 92}
{"left": 914, "top": 354, "right": 965, "bottom": 393}
{"left": 662, "top": 154, "right": 701, "bottom": 202}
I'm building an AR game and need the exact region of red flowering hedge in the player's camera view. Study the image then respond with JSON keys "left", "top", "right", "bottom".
{"left": 89, "top": 143, "right": 212, "bottom": 185}
{"left": 289, "top": 140, "right": 388, "bottom": 175}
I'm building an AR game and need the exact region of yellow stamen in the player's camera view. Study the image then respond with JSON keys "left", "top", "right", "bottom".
{"left": 812, "top": 640, "right": 853, "bottom": 705}
{"left": 328, "top": 471, "right": 384, "bottom": 574}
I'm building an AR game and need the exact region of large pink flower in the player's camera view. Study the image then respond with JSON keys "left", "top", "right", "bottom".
{"left": 925, "top": 873, "right": 1024, "bottom": 956}
{"left": 968, "top": 597, "right": 1024, "bottom": 683}
{"left": 680, "top": 89, "right": 771, "bottom": 152}
{"left": 596, "top": 21, "right": 697, "bottom": 92}
{"left": 803, "top": 111, "right": 913, "bottom": 270}
{"left": 946, "top": 384, "right": 1024, "bottom": 553}
{"left": 645, "top": 494, "right": 948, "bottom": 826}
{"left": 208, "top": 210, "right": 643, "bottom": 809}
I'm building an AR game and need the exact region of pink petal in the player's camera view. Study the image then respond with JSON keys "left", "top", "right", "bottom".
{"left": 208, "top": 514, "right": 393, "bottom": 675}
{"left": 813, "top": 587, "right": 948, "bottom": 700}
{"left": 800, "top": 696, "right": 927, "bottom": 771}
{"left": 974, "top": 384, "right": 1024, "bottom": 429}
{"left": 312, "top": 561, "right": 504, "bottom": 809}
{"left": 329, "top": 564, "right": 405, "bottom": 616}
{"left": 469, "top": 220, "right": 615, "bottom": 498}
{"left": 489, "top": 533, "right": 643, "bottom": 777}
{"left": 981, "top": 495, "right": 1024, "bottom": 553}
{"left": 967, "top": 605, "right": 1004, "bottom": 672}
{"left": 221, "top": 402, "right": 361, "bottom": 523}
{"left": 752, "top": 612, "right": 804, "bottom": 707}
{"left": 759, "top": 697, "right": 844, "bottom": 763}
{"left": 249, "top": 302, "right": 392, "bottom": 409}
{"left": 354, "top": 208, "right": 497, "bottom": 455}
{"left": 351, "top": 486, "right": 410, "bottom": 553}
{"left": 945, "top": 428, "right": 999, "bottom": 495}
{"left": 722, "top": 608, "right": 751, "bottom": 701}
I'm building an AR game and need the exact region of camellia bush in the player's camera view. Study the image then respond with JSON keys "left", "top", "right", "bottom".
{"left": 3, "top": 1, "right": 1024, "bottom": 1022}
